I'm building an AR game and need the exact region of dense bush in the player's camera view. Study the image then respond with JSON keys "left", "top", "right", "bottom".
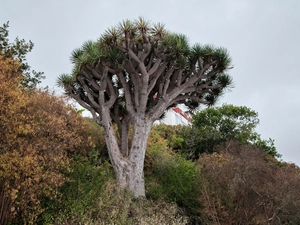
{"left": 0, "top": 55, "right": 94, "bottom": 224}
{"left": 180, "top": 105, "right": 279, "bottom": 160}
{"left": 81, "top": 118, "right": 109, "bottom": 162}
{"left": 44, "top": 156, "right": 114, "bottom": 225}
{"left": 148, "top": 155, "right": 200, "bottom": 214}
{"left": 150, "top": 124, "right": 185, "bottom": 151}
{"left": 146, "top": 126, "right": 299, "bottom": 224}
{"left": 197, "top": 140, "right": 300, "bottom": 225}
{"left": 145, "top": 126, "right": 201, "bottom": 221}
{"left": 45, "top": 157, "right": 187, "bottom": 225}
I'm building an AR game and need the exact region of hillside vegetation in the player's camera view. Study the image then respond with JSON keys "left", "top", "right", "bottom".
{"left": 1, "top": 21, "right": 300, "bottom": 225}
{"left": 1, "top": 60, "right": 299, "bottom": 224}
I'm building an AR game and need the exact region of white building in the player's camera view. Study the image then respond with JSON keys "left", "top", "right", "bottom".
{"left": 155, "top": 106, "right": 192, "bottom": 126}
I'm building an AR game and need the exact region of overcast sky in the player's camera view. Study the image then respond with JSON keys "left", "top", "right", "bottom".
{"left": 1, "top": 0, "right": 300, "bottom": 166}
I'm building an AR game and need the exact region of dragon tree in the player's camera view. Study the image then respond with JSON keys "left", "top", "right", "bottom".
{"left": 57, "top": 18, "right": 233, "bottom": 197}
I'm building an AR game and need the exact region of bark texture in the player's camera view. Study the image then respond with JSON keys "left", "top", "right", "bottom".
{"left": 0, "top": 187, "right": 12, "bottom": 225}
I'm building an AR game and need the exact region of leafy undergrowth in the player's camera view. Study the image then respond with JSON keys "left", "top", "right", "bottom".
{"left": 4, "top": 121, "right": 300, "bottom": 224}
{"left": 36, "top": 155, "right": 188, "bottom": 225}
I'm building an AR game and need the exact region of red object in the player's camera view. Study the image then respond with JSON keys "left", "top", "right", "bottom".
{"left": 172, "top": 107, "right": 192, "bottom": 122}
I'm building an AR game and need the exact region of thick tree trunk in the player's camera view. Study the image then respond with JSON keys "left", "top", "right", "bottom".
{"left": 115, "top": 117, "right": 152, "bottom": 197}
{"left": 113, "top": 158, "right": 146, "bottom": 197}
{"left": 101, "top": 109, "right": 152, "bottom": 197}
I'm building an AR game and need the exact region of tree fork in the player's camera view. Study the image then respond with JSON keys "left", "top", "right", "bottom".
{"left": 57, "top": 17, "right": 233, "bottom": 198}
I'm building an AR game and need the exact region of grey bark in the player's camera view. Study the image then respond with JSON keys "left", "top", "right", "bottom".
{"left": 101, "top": 108, "right": 151, "bottom": 197}
{"left": 61, "top": 22, "right": 232, "bottom": 197}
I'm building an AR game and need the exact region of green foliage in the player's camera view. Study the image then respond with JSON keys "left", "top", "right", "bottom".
{"left": 0, "top": 21, "right": 45, "bottom": 88}
{"left": 1, "top": 109, "right": 298, "bottom": 225}
{"left": 143, "top": 125, "right": 201, "bottom": 221}
{"left": 57, "top": 17, "right": 233, "bottom": 125}
{"left": 44, "top": 155, "right": 187, "bottom": 225}
{"left": 150, "top": 124, "right": 185, "bottom": 151}
{"left": 148, "top": 155, "right": 201, "bottom": 216}
{"left": 193, "top": 104, "right": 259, "bottom": 142}
{"left": 144, "top": 124, "right": 187, "bottom": 175}
{"left": 144, "top": 129, "right": 201, "bottom": 218}
{"left": 181, "top": 104, "right": 280, "bottom": 159}
{"left": 56, "top": 73, "right": 75, "bottom": 87}
{"left": 37, "top": 132, "right": 187, "bottom": 225}
{"left": 144, "top": 128, "right": 171, "bottom": 175}
{"left": 83, "top": 117, "right": 108, "bottom": 160}
{"left": 254, "top": 137, "right": 279, "bottom": 157}
{"left": 47, "top": 155, "right": 114, "bottom": 224}
{"left": 87, "top": 181, "right": 187, "bottom": 225}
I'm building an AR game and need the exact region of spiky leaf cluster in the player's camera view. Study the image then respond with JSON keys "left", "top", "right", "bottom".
{"left": 57, "top": 17, "right": 233, "bottom": 125}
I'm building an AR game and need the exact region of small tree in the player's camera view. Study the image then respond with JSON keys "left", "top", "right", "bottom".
{"left": 57, "top": 18, "right": 233, "bottom": 197}
{"left": 0, "top": 21, "right": 45, "bottom": 88}
{"left": 181, "top": 104, "right": 279, "bottom": 160}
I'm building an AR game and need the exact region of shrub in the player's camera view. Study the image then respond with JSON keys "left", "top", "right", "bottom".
{"left": 83, "top": 118, "right": 108, "bottom": 161}
{"left": 0, "top": 55, "right": 93, "bottom": 224}
{"left": 144, "top": 128, "right": 170, "bottom": 174}
{"left": 48, "top": 156, "right": 114, "bottom": 225}
{"left": 150, "top": 124, "right": 186, "bottom": 151}
{"left": 197, "top": 141, "right": 300, "bottom": 225}
{"left": 54, "top": 179, "right": 187, "bottom": 225}
{"left": 180, "top": 104, "right": 280, "bottom": 160}
{"left": 147, "top": 154, "right": 201, "bottom": 218}
{"left": 145, "top": 124, "right": 202, "bottom": 221}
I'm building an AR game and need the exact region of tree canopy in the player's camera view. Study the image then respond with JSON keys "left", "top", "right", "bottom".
{"left": 0, "top": 21, "right": 44, "bottom": 88}
{"left": 181, "top": 104, "right": 279, "bottom": 160}
{"left": 57, "top": 18, "right": 233, "bottom": 124}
